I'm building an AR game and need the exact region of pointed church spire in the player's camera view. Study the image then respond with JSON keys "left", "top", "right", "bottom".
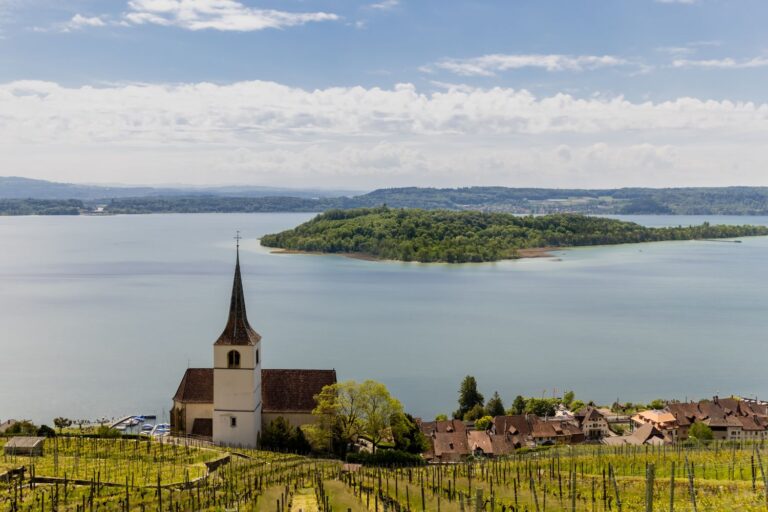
{"left": 214, "top": 233, "right": 261, "bottom": 346}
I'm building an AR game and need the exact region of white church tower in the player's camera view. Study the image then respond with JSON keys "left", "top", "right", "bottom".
{"left": 212, "top": 237, "right": 262, "bottom": 447}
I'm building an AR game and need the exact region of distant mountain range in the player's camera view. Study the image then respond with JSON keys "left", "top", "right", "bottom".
{"left": 3, "top": 177, "right": 768, "bottom": 216}
{"left": 0, "top": 176, "right": 359, "bottom": 201}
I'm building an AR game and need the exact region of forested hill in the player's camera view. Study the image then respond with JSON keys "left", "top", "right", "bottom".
{"left": 7, "top": 182, "right": 768, "bottom": 215}
{"left": 344, "top": 186, "right": 768, "bottom": 215}
{"left": 260, "top": 208, "right": 768, "bottom": 263}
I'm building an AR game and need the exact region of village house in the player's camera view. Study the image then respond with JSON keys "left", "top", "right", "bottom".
{"left": 419, "top": 420, "right": 469, "bottom": 462}
{"left": 419, "top": 419, "right": 516, "bottom": 461}
{"left": 631, "top": 410, "right": 678, "bottom": 442}
{"left": 603, "top": 423, "right": 667, "bottom": 446}
{"left": 492, "top": 415, "right": 584, "bottom": 446}
{"left": 666, "top": 397, "right": 768, "bottom": 441}
{"left": 531, "top": 418, "right": 585, "bottom": 445}
{"left": 170, "top": 243, "right": 336, "bottom": 447}
{"left": 576, "top": 406, "right": 612, "bottom": 440}
{"left": 0, "top": 420, "right": 19, "bottom": 434}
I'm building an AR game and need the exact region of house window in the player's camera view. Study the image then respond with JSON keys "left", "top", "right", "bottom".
{"left": 227, "top": 350, "right": 241, "bottom": 369}
{"left": 256, "top": 349, "right": 259, "bottom": 365}
{"left": 230, "top": 417, "right": 237, "bottom": 428}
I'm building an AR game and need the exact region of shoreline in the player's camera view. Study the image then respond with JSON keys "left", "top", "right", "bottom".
{"left": 267, "top": 246, "right": 560, "bottom": 263}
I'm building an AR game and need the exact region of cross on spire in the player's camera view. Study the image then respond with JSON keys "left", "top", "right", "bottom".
{"left": 234, "top": 231, "right": 242, "bottom": 251}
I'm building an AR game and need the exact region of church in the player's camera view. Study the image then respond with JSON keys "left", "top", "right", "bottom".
{"left": 170, "top": 243, "right": 336, "bottom": 448}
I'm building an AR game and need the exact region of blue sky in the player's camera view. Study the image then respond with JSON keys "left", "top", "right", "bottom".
{"left": 1, "top": 0, "right": 767, "bottom": 188}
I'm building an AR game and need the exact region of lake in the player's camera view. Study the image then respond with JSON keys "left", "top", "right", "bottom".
{"left": 1, "top": 213, "right": 767, "bottom": 425}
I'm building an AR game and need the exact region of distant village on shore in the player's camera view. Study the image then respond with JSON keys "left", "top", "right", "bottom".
{"left": 417, "top": 394, "right": 768, "bottom": 463}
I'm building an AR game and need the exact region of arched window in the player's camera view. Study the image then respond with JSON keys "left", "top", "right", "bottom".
{"left": 227, "top": 350, "right": 241, "bottom": 369}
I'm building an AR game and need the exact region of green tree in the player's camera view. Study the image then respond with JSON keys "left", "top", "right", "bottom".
{"left": 53, "top": 417, "right": 72, "bottom": 433}
{"left": 649, "top": 399, "right": 666, "bottom": 410}
{"left": 486, "top": 391, "right": 505, "bottom": 417}
{"left": 464, "top": 404, "right": 487, "bottom": 422}
{"left": 454, "top": 376, "right": 484, "bottom": 419}
{"left": 37, "top": 425, "right": 56, "bottom": 438}
{"left": 563, "top": 390, "right": 575, "bottom": 407}
{"left": 310, "top": 380, "right": 403, "bottom": 455}
{"left": 509, "top": 395, "right": 526, "bottom": 415}
{"left": 391, "top": 413, "right": 429, "bottom": 454}
{"left": 310, "top": 380, "right": 366, "bottom": 454}
{"left": 261, "top": 417, "right": 311, "bottom": 453}
{"left": 6, "top": 421, "right": 37, "bottom": 435}
{"left": 524, "top": 398, "right": 558, "bottom": 417}
{"left": 570, "top": 400, "right": 586, "bottom": 413}
{"left": 688, "top": 422, "right": 714, "bottom": 442}
{"left": 475, "top": 416, "right": 494, "bottom": 431}
{"left": 360, "top": 380, "right": 403, "bottom": 452}
{"left": 435, "top": 414, "right": 448, "bottom": 421}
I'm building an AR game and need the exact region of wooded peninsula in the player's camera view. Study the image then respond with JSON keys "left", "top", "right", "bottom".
{"left": 260, "top": 207, "right": 768, "bottom": 263}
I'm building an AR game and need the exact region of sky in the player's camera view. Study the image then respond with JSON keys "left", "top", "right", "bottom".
{"left": 1, "top": 0, "right": 768, "bottom": 189}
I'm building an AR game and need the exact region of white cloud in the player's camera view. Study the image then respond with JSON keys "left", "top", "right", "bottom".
{"left": 61, "top": 14, "right": 107, "bottom": 32}
{"left": 656, "top": 46, "right": 694, "bottom": 56}
{"left": 1, "top": 80, "right": 767, "bottom": 188}
{"left": 369, "top": 0, "right": 399, "bottom": 10}
{"left": 672, "top": 56, "right": 768, "bottom": 69}
{"left": 122, "top": 0, "right": 339, "bottom": 32}
{"left": 428, "top": 54, "right": 630, "bottom": 77}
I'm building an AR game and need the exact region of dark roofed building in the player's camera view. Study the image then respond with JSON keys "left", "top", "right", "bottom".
{"left": 666, "top": 397, "right": 768, "bottom": 442}
{"left": 428, "top": 431, "right": 469, "bottom": 462}
{"left": 172, "top": 368, "right": 336, "bottom": 438}
{"left": 419, "top": 419, "right": 467, "bottom": 436}
{"left": 531, "top": 418, "right": 585, "bottom": 445}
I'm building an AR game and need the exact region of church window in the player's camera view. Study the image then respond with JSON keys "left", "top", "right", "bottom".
{"left": 227, "top": 350, "right": 241, "bottom": 369}
{"left": 230, "top": 417, "right": 237, "bottom": 428}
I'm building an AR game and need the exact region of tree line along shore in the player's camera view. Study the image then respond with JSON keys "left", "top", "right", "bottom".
{"left": 9, "top": 184, "right": 768, "bottom": 215}
{"left": 260, "top": 207, "right": 768, "bottom": 263}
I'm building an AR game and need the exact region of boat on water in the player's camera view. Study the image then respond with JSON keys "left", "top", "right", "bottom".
{"left": 150, "top": 423, "right": 170, "bottom": 437}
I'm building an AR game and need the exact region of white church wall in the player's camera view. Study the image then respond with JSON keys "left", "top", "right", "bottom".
{"left": 213, "top": 405, "right": 260, "bottom": 448}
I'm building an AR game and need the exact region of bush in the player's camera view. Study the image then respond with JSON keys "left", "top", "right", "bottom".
{"left": 347, "top": 449, "right": 425, "bottom": 467}
{"left": 96, "top": 425, "right": 122, "bottom": 438}
{"left": 260, "top": 417, "right": 311, "bottom": 454}
{"left": 688, "top": 422, "right": 714, "bottom": 442}
{"left": 474, "top": 416, "right": 493, "bottom": 431}
{"left": 37, "top": 425, "right": 56, "bottom": 437}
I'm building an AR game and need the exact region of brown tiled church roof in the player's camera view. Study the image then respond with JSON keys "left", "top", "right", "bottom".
{"left": 214, "top": 248, "right": 261, "bottom": 346}
{"left": 173, "top": 368, "right": 336, "bottom": 414}
{"left": 262, "top": 369, "right": 337, "bottom": 413}
{"left": 173, "top": 368, "right": 214, "bottom": 403}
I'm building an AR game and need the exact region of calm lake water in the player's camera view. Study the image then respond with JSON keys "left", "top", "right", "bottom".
{"left": 1, "top": 213, "right": 767, "bottom": 425}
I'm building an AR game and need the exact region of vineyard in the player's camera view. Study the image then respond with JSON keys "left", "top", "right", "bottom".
{"left": 3, "top": 436, "right": 768, "bottom": 511}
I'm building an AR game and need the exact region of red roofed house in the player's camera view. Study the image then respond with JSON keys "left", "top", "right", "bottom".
{"left": 171, "top": 243, "right": 336, "bottom": 448}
